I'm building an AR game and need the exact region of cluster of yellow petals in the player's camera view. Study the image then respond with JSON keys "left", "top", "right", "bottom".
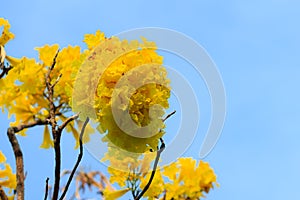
{"left": 0, "top": 18, "right": 218, "bottom": 200}
{"left": 162, "top": 158, "right": 218, "bottom": 199}
{"left": 83, "top": 30, "right": 106, "bottom": 50}
{"left": 104, "top": 147, "right": 156, "bottom": 184}
{"left": 1, "top": 17, "right": 170, "bottom": 153}
{"left": 0, "top": 18, "right": 93, "bottom": 146}
{"left": 0, "top": 151, "right": 16, "bottom": 199}
{"left": 74, "top": 31, "right": 170, "bottom": 153}
{"left": 105, "top": 156, "right": 217, "bottom": 200}
{"left": 0, "top": 18, "right": 14, "bottom": 46}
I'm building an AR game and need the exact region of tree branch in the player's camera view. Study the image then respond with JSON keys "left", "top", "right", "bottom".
{"left": 0, "top": 65, "right": 12, "bottom": 79}
{"left": 11, "top": 119, "right": 49, "bottom": 133}
{"left": 45, "top": 50, "right": 61, "bottom": 200}
{"left": 45, "top": 50, "right": 59, "bottom": 130}
{"left": 51, "top": 73, "right": 62, "bottom": 89}
{"left": 7, "top": 128, "right": 25, "bottom": 200}
{"left": 43, "top": 177, "right": 49, "bottom": 200}
{"left": 5, "top": 119, "right": 48, "bottom": 200}
{"left": 59, "top": 117, "right": 90, "bottom": 200}
{"left": 58, "top": 113, "right": 79, "bottom": 132}
{"left": 163, "top": 110, "right": 176, "bottom": 122}
{"left": 0, "top": 186, "right": 8, "bottom": 200}
{"left": 135, "top": 138, "right": 165, "bottom": 200}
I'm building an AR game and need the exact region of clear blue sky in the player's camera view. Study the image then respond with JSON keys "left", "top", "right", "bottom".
{"left": 1, "top": 0, "right": 300, "bottom": 199}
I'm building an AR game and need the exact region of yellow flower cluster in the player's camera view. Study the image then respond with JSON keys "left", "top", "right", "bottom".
{"left": 83, "top": 30, "right": 106, "bottom": 50}
{"left": 0, "top": 151, "right": 16, "bottom": 199}
{"left": 0, "top": 17, "right": 93, "bottom": 146}
{"left": 0, "top": 18, "right": 14, "bottom": 46}
{"left": 104, "top": 147, "right": 156, "bottom": 185}
{"left": 162, "top": 158, "right": 218, "bottom": 199}
{"left": 0, "top": 46, "right": 81, "bottom": 138}
{"left": 105, "top": 156, "right": 217, "bottom": 200}
{"left": 74, "top": 31, "right": 170, "bottom": 153}
{"left": 0, "top": 57, "right": 46, "bottom": 136}
{"left": 1, "top": 17, "right": 170, "bottom": 153}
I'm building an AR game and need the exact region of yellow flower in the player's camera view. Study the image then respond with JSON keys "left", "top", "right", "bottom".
{"left": 0, "top": 41, "right": 90, "bottom": 145}
{"left": 83, "top": 30, "right": 106, "bottom": 50}
{"left": 0, "top": 164, "right": 17, "bottom": 189}
{"left": 0, "top": 18, "right": 15, "bottom": 46}
{"left": 163, "top": 158, "right": 218, "bottom": 199}
{"left": 40, "top": 126, "right": 54, "bottom": 149}
{"left": 140, "top": 169, "right": 164, "bottom": 199}
{"left": 103, "top": 188, "right": 130, "bottom": 200}
{"left": 74, "top": 32, "right": 171, "bottom": 153}
{"left": 107, "top": 167, "right": 129, "bottom": 187}
{"left": 35, "top": 44, "right": 59, "bottom": 66}
{"left": 0, "top": 151, "right": 17, "bottom": 192}
{"left": 5, "top": 55, "right": 22, "bottom": 68}
{"left": 0, "top": 152, "right": 6, "bottom": 163}
{"left": 162, "top": 162, "right": 178, "bottom": 181}
{"left": 178, "top": 157, "right": 196, "bottom": 181}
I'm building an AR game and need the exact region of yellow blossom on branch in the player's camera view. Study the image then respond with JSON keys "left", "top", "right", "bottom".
{"left": 103, "top": 155, "right": 217, "bottom": 200}
{"left": 74, "top": 32, "right": 171, "bottom": 153}
{"left": 163, "top": 158, "right": 218, "bottom": 199}
{"left": 0, "top": 151, "right": 16, "bottom": 198}
{"left": 83, "top": 30, "right": 106, "bottom": 50}
{"left": 0, "top": 18, "right": 14, "bottom": 46}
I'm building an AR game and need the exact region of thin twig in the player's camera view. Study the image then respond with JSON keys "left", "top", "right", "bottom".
{"left": 0, "top": 186, "right": 8, "bottom": 200}
{"left": 45, "top": 50, "right": 61, "bottom": 200}
{"left": 135, "top": 138, "right": 165, "bottom": 200}
{"left": 44, "top": 177, "right": 50, "bottom": 200}
{"left": 59, "top": 117, "right": 90, "bottom": 200}
{"left": 163, "top": 110, "right": 176, "bottom": 122}
{"left": 58, "top": 113, "right": 80, "bottom": 132}
{"left": 45, "top": 50, "right": 59, "bottom": 130}
{"left": 51, "top": 74, "right": 62, "bottom": 89}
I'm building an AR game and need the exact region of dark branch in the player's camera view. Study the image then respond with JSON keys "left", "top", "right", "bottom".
{"left": 0, "top": 186, "right": 8, "bottom": 200}
{"left": 58, "top": 113, "right": 80, "bottom": 132}
{"left": 163, "top": 110, "right": 176, "bottom": 122}
{"left": 45, "top": 50, "right": 61, "bottom": 200}
{"left": 59, "top": 117, "right": 90, "bottom": 200}
{"left": 0, "top": 65, "right": 12, "bottom": 79}
{"left": 50, "top": 51, "right": 59, "bottom": 70}
{"left": 10, "top": 119, "right": 48, "bottom": 133}
{"left": 5, "top": 119, "right": 48, "bottom": 200}
{"left": 51, "top": 73, "right": 62, "bottom": 89}
{"left": 43, "top": 177, "right": 50, "bottom": 200}
{"left": 135, "top": 138, "right": 165, "bottom": 200}
{"left": 45, "top": 50, "right": 60, "bottom": 130}
{"left": 7, "top": 128, "right": 25, "bottom": 200}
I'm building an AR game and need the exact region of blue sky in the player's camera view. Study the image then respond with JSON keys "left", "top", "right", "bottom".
{"left": 1, "top": 0, "right": 300, "bottom": 199}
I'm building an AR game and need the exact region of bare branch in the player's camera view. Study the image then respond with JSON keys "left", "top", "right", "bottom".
{"left": 58, "top": 113, "right": 80, "bottom": 132}
{"left": 11, "top": 119, "right": 48, "bottom": 133}
{"left": 59, "top": 117, "right": 90, "bottom": 200}
{"left": 45, "top": 50, "right": 60, "bottom": 130}
{"left": 51, "top": 73, "right": 62, "bottom": 89}
{"left": 135, "top": 138, "right": 165, "bottom": 200}
{"left": 163, "top": 110, "right": 176, "bottom": 122}
{"left": 53, "top": 140, "right": 61, "bottom": 200}
{"left": 5, "top": 118, "right": 49, "bottom": 200}
{"left": 45, "top": 50, "right": 61, "bottom": 200}
{"left": 0, "top": 186, "right": 8, "bottom": 200}
{"left": 7, "top": 128, "right": 25, "bottom": 200}
{"left": 50, "top": 51, "right": 59, "bottom": 70}
{"left": 44, "top": 177, "right": 50, "bottom": 200}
